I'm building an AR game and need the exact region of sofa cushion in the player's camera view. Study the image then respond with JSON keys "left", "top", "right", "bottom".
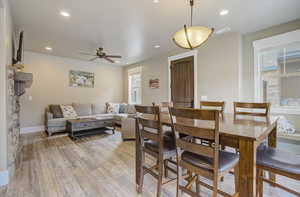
{"left": 72, "top": 103, "right": 92, "bottom": 116}
{"left": 92, "top": 103, "right": 105, "bottom": 114}
{"left": 94, "top": 113, "right": 115, "bottom": 120}
{"left": 106, "top": 102, "right": 120, "bottom": 114}
{"left": 49, "top": 105, "right": 63, "bottom": 118}
{"left": 60, "top": 104, "right": 78, "bottom": 118}
{"left": 119, "top": 103, "right": 127, "bottom": 113}
{"left": 126, "top": 104, "right": 136, "bottom": 114}
{"left": 114, "top": 113, "right": 128, "bottom": 121}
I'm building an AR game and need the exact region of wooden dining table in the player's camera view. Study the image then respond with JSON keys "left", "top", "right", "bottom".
{"left": 135, "top": 113, "right": 278, "bottom": 197}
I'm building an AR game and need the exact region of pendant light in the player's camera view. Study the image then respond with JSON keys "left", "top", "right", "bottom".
{"left": 173, "top": 0, "right": 214, "bottom": 50}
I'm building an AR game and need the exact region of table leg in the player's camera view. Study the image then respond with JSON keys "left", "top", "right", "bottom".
{"left": 135, "top": 119, "right": 142, "bottom": 190}
{"left": 239, "top": 138, "right": 257, "bottom": 197}
{"left": 268, "top": 125, "right": 277, "bottom": 185}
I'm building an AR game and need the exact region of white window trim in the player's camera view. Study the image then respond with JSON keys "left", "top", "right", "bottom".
{"left": 167, "top": 50, "right": 198, "bottom": 108}
{"left": 253, "top": 29, "right": 300, "bottom": 115}
{"left": 128, "top": 67, "right": 142, "bottom": 104}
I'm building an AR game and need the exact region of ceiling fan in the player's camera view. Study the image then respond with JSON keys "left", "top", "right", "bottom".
{"left": 80, "top": 47, "right": 122, "bottom": 63}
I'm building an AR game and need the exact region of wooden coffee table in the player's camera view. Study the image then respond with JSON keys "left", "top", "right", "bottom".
{"left": 67, "top": 118, "right": 115, "bottom": 140}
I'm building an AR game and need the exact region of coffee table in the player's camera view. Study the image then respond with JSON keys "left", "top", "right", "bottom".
{"left": 67, "top": 118, "right": 115, "bottom": 140}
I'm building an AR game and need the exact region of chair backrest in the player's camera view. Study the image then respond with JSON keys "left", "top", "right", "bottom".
{"left": 234, "top": 102, "right": 270, "bottom": 117}
{"left": 200, "top": 101, "right": 225, "bottom": 113}
{"left": 152, "top": 102, "right": 173, "bottom": 111}
{"left": 135, "top": 105, "right": 163, "bottom": 145}
{"left": 169, "top": 107, "right": 220, "bottom": 178}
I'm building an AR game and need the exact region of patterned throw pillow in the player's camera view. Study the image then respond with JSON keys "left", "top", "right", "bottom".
{"left": 60, "top": 104, "right": 78, "bottom": 118}
{"left": 106, "top": 102, "right": 120, "bottom": 114}
{"left": 106, "top": 102, "right": 114, "bottom": 113}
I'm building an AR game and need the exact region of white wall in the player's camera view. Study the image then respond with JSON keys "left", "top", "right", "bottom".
{"left": 20, "top": 51, "right": 124, "bottom": 128}
{"left": 0, "top": 0, "right": 13, "bottom": 186}
{"left": 124, "top": 32, "right": 242, "bottom": 112}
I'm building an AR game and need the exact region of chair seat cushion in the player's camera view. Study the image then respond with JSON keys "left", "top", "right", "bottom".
{"left": 144, "top": 136, "right": 176, "bottom": 157}
{"left": 257, "top": 145, "right": 300, "bottom": 176}
{"left": 182, "top": 150, "right": 239, "bottom": 172}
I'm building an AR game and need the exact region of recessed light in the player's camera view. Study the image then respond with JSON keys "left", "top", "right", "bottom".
{"left": 153, "top": 0, "right": 159, "bottom": 3}
{"left": 219, "top": 9, "right": 229, "bottom": 16}
{"left": 115, "top": 60, "right": 121, "bottom": 63}
{"left": 154, "top": 45, "right": 160, "bottom": 48}
{"left": 60, "top": 11, "right": 70, "bottom": 17}
{"left": 45, "top": 46, "right": 52, "bottom": 51}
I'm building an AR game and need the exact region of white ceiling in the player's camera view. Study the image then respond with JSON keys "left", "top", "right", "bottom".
{"left": 10, "top": 0, "right": 300, "bottom": 66}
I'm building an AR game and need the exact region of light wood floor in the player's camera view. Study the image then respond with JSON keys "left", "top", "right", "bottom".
{"left": 2, "top": 130, "right": 300, "bottom": 197}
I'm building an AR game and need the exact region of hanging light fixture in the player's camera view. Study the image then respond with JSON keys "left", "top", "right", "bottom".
{"left": 173, "top": 0, "right": 214, "bottom": 50}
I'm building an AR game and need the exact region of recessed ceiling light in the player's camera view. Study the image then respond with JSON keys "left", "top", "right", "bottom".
{"left": 153, "top": 0, "right": 159, "bottom": 3}
{"left": 45, "top": 46, "right": 52, "bottom": 51}
{"left": 115, "top": 60, "right": 121, "bottom": 63}
{"left": 219, "top": 9, "right": 229, "bottom": 16}
{"left": 60, "top": 11, "right": 70, "bottom": 17}
{"left": 154, "top": 45, "right": 160, "bottom": 48}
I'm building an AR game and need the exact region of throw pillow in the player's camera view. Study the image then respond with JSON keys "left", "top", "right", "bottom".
{"left": 127, "top": 104, "right": 136, "bottom": 114}
{"left": 49, "top": 105, "right": 63, "bottom": 118}
{"left": 119, "top": 103, "right": 127, "bottom": 113}
{"left": 106, "top": 102, "right": 114, "bottom": 113}
{"left": 106, "top": 102, "right": 120, "bottom": 114}
{"left": 60, "top": 104, "right": 78, "bottom": 118}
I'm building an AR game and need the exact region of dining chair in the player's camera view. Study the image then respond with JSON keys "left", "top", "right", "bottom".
{"left": 169, "top": 107, "right": 240, "bottom": 197}
{"left": 135, "top": 105, "right": 177, "bottom": 197}
{"left": 200, "top": 101, "right": 225, "bottom": 114}
{"left": 234, "top": 102, "right": 270, "bottom": 117}
{"left": 256, "top": 145, "right": 300, "bottom": 197}
{"left": 152, "top": 101, "right": 177, "bottom": 178}
{"left": 199, "top": 101, "right": 225, "bottom": 148}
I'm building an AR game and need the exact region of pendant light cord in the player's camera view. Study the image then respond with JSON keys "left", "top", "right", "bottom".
{"left": 190, "top": 0, "right": 194, "bottom": 26}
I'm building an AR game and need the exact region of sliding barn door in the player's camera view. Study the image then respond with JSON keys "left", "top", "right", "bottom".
{"left": 170, "top": 56, "right": 194, "bottom": 108}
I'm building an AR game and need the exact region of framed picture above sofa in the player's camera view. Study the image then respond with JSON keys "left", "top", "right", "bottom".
{"left": 69, "top": 70, "right": 95, "bottom": 88}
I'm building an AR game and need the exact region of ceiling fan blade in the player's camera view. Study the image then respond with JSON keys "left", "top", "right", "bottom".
{"left": 104, "top": 57, "right": 115, "bottom": 63}
{"left": 89, "top": 57, "right": 98, "bottom": 61}
{"left": 105, "top": 55, "right": 122, "bottom": 58}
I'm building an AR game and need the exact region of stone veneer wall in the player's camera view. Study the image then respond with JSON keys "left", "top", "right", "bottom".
{"left": 7, "top": 66, "right": 21, "bottom": 176}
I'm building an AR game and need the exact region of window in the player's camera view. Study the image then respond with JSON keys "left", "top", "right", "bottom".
{"left": 254, "top": 29, "right": 300, "bottom": 114}
{"left": 128, "top": 67, "right": 142, "bottom": 104}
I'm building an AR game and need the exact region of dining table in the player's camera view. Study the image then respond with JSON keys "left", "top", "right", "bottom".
{"left": 135, "top": 113, "right": 278, "bottom": 197}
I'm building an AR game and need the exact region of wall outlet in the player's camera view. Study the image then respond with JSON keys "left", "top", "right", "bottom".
{"left": 28, "top": 96, "right": 33, "bottom": 101}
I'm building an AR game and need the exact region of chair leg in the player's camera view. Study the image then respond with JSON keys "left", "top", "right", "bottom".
{"left": 212, "top": 176, "right": 218, "bottom": 197}
{"left": 177, "top": 165, "right": 183, "bottom": 197}
{"left": 196, "top": 175, "right": 200, "bottom": 195}
{"left": 256, "top": 168, "right": 263, "bottom": 197}
{"left": 234, "top": 164, "right": 239, "bottom": 194}
{"left": 164, "top": 159, "right": 168, "bottom": 178}
{"left": 157, "top": 157, "right": 163, "bottom": 197}
{"left": 137, "top": 152, "right": 145, "bottom": 193}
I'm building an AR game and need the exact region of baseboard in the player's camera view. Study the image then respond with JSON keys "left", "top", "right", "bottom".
{"left": 20, "top": 125, "right": 44, "bottom": 134}
{"left": 0, "top": 170, "right": 9, "bottom": 186}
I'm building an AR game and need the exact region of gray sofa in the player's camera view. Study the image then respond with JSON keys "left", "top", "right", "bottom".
{"left": 45, "top": 103, "right": 136, "bottom": 136}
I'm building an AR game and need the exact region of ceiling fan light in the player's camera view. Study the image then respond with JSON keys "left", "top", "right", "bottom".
{"left": 173, "top": 25, "right": 214, "bottom": 50}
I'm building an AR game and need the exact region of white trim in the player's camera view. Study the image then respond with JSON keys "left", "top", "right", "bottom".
{"left": 168, "top": 50, "right": 198, "bottom": 108}
{"left": 0, "top": 170, "right": 9, "bottom": 186}
{"left": 253, "top": 29, "right": 300, "bottom": 114}
{"left": 20, "top": 125, "right": 44, "bottom": 134}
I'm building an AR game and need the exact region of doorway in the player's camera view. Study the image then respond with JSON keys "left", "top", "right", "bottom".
{"left": 170, "top": 55, "right": 195, "bottom": 108}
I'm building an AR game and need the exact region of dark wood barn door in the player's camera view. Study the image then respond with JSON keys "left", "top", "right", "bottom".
{"left": 170, "top": 56, "right": 194, "bottom": 108}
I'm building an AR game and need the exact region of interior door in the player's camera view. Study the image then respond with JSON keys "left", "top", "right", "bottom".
{"left": 171, "top": 56, "right": 194, "bottom": 108}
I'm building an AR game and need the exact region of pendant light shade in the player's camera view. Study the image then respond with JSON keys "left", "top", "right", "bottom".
{"left": 172, "top": 0, "right": 214, "bottom": 50}
{"left": 173, "top": 25, "right": 214, "bottom": 49}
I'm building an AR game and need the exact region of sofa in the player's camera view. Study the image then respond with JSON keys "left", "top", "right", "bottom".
{"left": 45, "top": 102, "right": 136, "bottom": 136}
